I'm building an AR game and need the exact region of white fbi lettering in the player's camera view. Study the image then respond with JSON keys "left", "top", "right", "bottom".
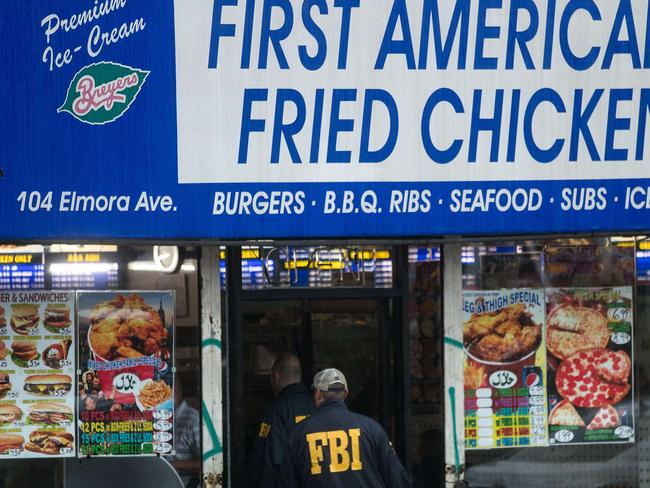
{"left": 306, "top": 429, "right": 363, "bottom": 475}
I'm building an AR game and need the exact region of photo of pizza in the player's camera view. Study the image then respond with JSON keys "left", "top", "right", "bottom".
{"left": 586, "top": 405, "right": 621, "bottom": 430}
{"left": 548, "top": 399, "right": 584, "bottom": 427}
{"left": 546, "top": 304, "right": 610, "bottom": 359}
{"left": 545, "top": 286, "right": 634, "bottom": 445}
{"left": 463, "top": 303, "right": 541, "bottom": 363}
{"left": 555, "top": 348, "right": 631, "bottom": 408}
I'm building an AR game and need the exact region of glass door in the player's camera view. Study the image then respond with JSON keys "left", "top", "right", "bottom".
{"left": 239, "top": 297, "right": 395, "bottom": 471}
{"left": 308, "top": 299, "right": 389, "bottom": 424}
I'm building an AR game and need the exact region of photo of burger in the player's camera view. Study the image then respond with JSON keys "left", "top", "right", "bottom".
{"left": 10, "top": 303, "right": 39, "bottom": 335}
{"left": 43, "top": 303, "right": 71, "bottom": 333}
{"left": 0, "top": 405, "right": 22, "bottom": 425}
{"left": 27, "top": 403, "right": 73, "bottom": 426}
{"left": 23, "top": 374, "right": 72, "bottom": 397}
{"left": 0, "top": 433, "right": 24, "bottom": 454}
{"left": 0, "top": 293, "right": 77, "bottom": 458}
{"left": 11, "top": 340, "right": 38, "bottom": 368}
{"left": 0, "top": 373, "right": 10, "bottom": 398}
{"left": 25, "top": 430, "right": 73, "bottom": 455}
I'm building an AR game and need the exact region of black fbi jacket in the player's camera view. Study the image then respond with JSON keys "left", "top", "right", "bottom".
{"left": 247, "top": 383, "right": 316, "bottom": 488}
{"left": 279, "top": 399, "right": 411, "bottom": 487}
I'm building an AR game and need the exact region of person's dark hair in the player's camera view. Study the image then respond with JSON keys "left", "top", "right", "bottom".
{"left": 271, "top": 352, "right": 302, "bottom": 381}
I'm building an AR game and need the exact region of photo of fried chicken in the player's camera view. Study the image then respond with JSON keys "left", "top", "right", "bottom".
{"left": 88, "top": 294, "right": 167, "bottom": 360}
{"left": 463, "top": 303, "right": 541, "bottom": 363}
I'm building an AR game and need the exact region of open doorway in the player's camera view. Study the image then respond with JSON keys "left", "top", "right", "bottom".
{"left": 222, "top": 244, "right": 444, "bottom": 486}
{"left": 240, "top": 298, "right": 395, "bottom": 451}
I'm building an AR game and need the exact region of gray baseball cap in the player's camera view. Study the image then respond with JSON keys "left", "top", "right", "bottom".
{"left": 312, "top": 368, "right": 348, "bottom": 391}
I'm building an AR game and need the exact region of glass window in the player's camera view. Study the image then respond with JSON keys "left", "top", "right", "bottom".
{"left": 407, "top": 246, "right": 444, "bottom": 488}
{"left": 464, "top": 237, "right": 641, "bottom": 487}
{"left": 0, "top": 244, "right": 201, "bottom": 488}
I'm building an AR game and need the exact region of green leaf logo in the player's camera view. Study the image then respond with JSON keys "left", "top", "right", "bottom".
{"left": 58, "top": 62, "right": 149, "bottom": 125}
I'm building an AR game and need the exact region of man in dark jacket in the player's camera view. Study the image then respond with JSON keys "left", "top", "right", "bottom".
{"left": 279, "top": 368, "right": 411, "bottom": 487}
{"left": 247, "top": 353, "right": 316, "bottom": 488}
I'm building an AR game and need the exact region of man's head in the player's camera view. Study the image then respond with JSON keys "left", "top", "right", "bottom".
{"left": 270, "top": 353, "right": 302, "bottom": 396}
{"left": 85, "top": 395, "right": 97, "bottom": 411}
{"left": 312, "top": 368, "right": 348, "bottom": 407}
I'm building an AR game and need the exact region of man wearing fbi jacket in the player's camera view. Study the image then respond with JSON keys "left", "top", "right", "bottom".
{"left": 279, "top": 368, "right": 411, "bottom": 487}
{"left": 248, "top": 353, "right": 316, "bottom": 487}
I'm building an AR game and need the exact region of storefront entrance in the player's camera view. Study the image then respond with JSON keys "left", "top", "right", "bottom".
{"left": 241, "top": 298, "right": 395, "bottom": 441}
{"left": 223, "top": 245, "right": 417, "bottom": 485}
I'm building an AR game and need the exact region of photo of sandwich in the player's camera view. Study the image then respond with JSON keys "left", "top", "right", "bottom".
{"left": 0, "top": 340, "right": 8, "bottom": 360}
{"left": 0, "top": 404, "right": 22, "bottom": 425}
{"left": 27, "top": 403, "right": 73, "bottom": 426}
{"left": 25, "top": 430, "right": 73, "bottom": 455}
{"left": 23, "top": 374, "right": 72, "bottom": 397}
{"left": 0, "top": 433, "right": 24, "bottom": 454}
{"left": 0, "top": 373, "right": 10, "bottom": 398}
{"left": 42, "top": 340, "right": 71, "bottom": 370}
{"left": 0, "top": 305, "right": 5, "bottom": 328}
{"left": 11, "top": 340, "right": 38, "bottom": 368}
{"left": 43, "top": 304, "right": 71, "bottom": 333}
{"left": 10, "top": 303, "right": 39, "bottom": 335}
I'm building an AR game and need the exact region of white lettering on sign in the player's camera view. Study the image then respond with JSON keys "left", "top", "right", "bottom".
{"left": 40, "top": 1, "right": 146, "bottom": 72}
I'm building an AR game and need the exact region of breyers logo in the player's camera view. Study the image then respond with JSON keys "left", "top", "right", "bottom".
{"left": 58, "top": 62, "right": 149, "bottom": 125}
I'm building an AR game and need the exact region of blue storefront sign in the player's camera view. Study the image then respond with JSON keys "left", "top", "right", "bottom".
{"left": 1, "top": 1, "right": 649, "bottom": 240}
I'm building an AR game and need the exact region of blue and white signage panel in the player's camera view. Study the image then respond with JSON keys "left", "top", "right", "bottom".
{"left": 1, "top": 0, "right": 650, "bottom": 240}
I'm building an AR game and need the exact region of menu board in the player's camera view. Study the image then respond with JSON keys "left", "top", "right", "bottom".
{"left": 546, "top": 287, "right": 634, "bottom": 445}
{"left": 77, "top": 291, "right": 174, "bottom": 457}
{"left": 0, "top": 291, "right": 75, "bottom": 458}
{"left": 0, "top": 254, "right": 45, "bottom": 290}
{"left": 463, "top": 289, "right": 548, "bottom": 449}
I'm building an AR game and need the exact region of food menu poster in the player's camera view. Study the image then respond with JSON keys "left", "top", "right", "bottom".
{"left": 77, "top": 291, "right": 175, "bottom": 457}
{"left": 0, "top": 291, "right": 75, "bottom": 458}
{"left": 463, "top": 289, "right": 548, "bottom": 450}
{"left": 546, "top": 287, "right": 634, "bottom": 445}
